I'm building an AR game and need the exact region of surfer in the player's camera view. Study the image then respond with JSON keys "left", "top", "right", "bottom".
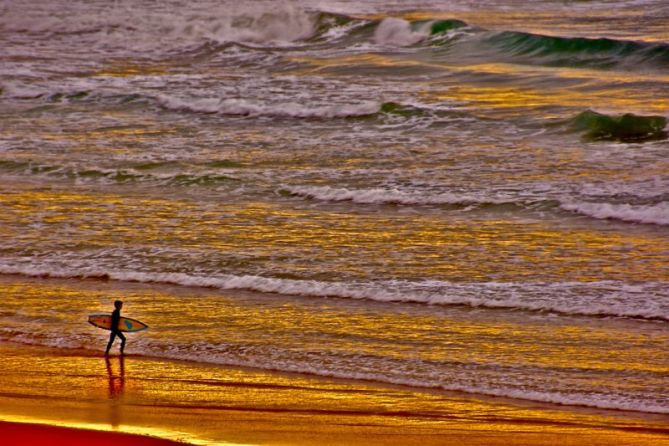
{"left": 105, "top": 300, "right": 126, "bottom": 356}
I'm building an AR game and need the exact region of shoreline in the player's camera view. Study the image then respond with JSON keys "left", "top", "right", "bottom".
{"left": 0, "top": 272, "right": 665, "bottom": 421}
{"left": 1, "top": 341, "right": 668, "bottom": 446}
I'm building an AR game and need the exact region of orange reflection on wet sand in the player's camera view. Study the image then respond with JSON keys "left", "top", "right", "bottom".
{"left": 0, "top": 342, "right": 667, "bottom": 446}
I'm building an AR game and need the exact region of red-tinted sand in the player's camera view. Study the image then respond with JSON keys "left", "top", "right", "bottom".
{"left": 2, "top": 421, "right": 186, "bottom": 446}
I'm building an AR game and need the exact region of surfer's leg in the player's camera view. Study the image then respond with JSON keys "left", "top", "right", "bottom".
{"left": 105, "top": 332, "right": 117, "bottom": 355}
{"left": 118, "top": 331, "right": 126, "bottom": 355}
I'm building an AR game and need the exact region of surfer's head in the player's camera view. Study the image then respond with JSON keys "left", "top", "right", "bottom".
{"left": 114, "top": 300, "right": 123, "bottom": 309}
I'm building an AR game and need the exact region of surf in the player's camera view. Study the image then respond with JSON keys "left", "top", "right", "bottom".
{"left": 1, "top": 264, "right": 666, "bottom": 322}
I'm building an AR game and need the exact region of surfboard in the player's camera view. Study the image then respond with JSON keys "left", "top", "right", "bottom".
{"left": 88, "top": 313, "right": 149, "bottom": 332}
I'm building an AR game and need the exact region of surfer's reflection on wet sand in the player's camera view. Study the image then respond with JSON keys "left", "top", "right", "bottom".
{"left": 105, "top": 355, "right": 125, "bottom": 428}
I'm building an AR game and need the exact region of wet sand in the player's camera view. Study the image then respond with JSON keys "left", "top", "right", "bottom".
{"left": 1, "top": 342, "right": 668, "bottom": 446}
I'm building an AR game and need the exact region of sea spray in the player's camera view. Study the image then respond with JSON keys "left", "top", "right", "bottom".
{"left": 373, "top": 18, "right": 430, "bottom": 46}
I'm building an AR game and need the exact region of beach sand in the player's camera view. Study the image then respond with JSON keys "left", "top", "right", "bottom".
{"left": 2, "top": 420, "right": 186, "bottom": 446}
{"left": 1, "top": 342, "right": 668, "bottom": 446}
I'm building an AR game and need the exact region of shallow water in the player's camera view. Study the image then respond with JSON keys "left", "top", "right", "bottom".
{"left": 1, "top": 0, "right": 668, "bottom": 415}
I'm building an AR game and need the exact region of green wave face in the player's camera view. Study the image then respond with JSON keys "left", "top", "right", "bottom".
{"left": 485, "top": 31, "right": 669, "bottom": 69}
{"left": 429, "top": 19, "right": 468, "bottom": 35}
{"left": 571, "top": 110, "right": 668, "bottom": 142}
{"left": 379, "top": 101, "right": 426, "bottom": 117}
{"left": 404, "top": 19, "right": 469, "bottom": 35}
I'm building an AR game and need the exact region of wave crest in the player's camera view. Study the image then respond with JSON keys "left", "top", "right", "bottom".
{"left": 284, "top": 185, "right": 669, "bottom": 227}
{"left": 487, "top": 30, "right": 669, "bottom": 69}
{"left": 281, "top": 185, "right": 515, "bottom": 206}
{"left": 156, "top": 94, "right": 381, "bottom": 118}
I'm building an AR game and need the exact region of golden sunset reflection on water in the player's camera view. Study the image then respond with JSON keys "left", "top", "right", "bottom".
{"left": 2, "top": 187, "right": 668, "bottom": 283}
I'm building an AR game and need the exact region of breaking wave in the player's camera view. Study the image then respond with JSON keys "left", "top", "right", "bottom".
{"left": 283, "top": 185, "right": 669, "bottom": 227}
{"left": 5, "top": 85, "right": 435, "bottom": 121}
{"left": 326, "top": 14, "right": 669, "bottom": 71}
{"left": 1, "top": 265, "right": 667, "bottom": 321}
{"left": 3, "top": 2, "right": 319, "bottom": 50}
{"left": 317, "top": 13, "right": 669, "bottom": 72}
{"left": 561, "top": 201, "right": 669, "bottom": 226}
{"left": 156, "top": 94, "right": 442, "bottom": 120}
{"left": 6, "top": 1, "right": 669, "bottom": 73}
{"left": 373, "top": 17, "right": 431, "bottom": 47}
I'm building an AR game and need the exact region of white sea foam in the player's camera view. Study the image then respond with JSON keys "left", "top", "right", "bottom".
{"left": 156, "top": 94, "right": 380, "bottom": 118}
{"left": 283, "top": 185, "right": 516, "bottom": 206}
{"left": 561, "top": 201, "right": 669, "bottom": 226}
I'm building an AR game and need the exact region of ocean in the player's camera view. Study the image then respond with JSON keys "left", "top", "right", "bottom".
{"left": 1, "top": 0, "right": 668, "bottom": 416}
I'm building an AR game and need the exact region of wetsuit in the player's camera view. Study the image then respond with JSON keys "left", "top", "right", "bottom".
{"left": 105, "top": 308, "right": 126, "bottom": 355}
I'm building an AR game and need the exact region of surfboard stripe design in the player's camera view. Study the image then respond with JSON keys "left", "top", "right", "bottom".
{"left": 88, "top": 314, "right": 149, "bottom": 332}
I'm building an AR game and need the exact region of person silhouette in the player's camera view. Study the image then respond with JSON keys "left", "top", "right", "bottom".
{"left": 105, "top": 300, "right": 126, "bottom": 356}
